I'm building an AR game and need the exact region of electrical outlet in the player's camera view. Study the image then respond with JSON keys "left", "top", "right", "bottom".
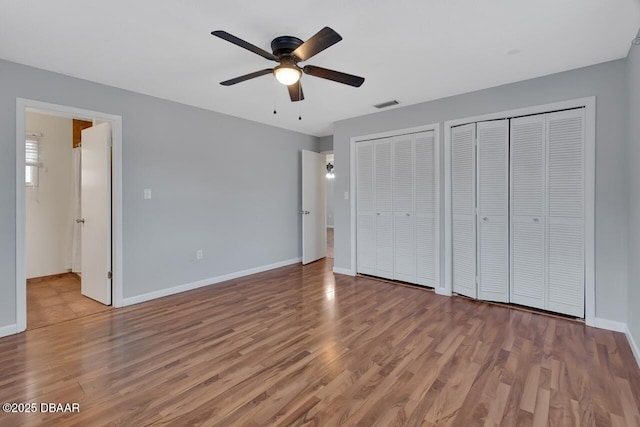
{"left": 196, "top": 250, "right": 204, "bottom": 260}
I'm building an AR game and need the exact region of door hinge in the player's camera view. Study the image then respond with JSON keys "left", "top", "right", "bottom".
{"left": 108, "top": 271, "right": 112, "bottom": 280}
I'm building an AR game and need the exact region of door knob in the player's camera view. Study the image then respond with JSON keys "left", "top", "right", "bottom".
{"left": 76, "top": 218, "right": 85, "bottom": 224}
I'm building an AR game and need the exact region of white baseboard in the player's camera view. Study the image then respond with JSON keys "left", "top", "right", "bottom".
{"left": 594, "top": 317, "right": 627, "bottom": 333}
{"left": 121, "top": 257, "right": 302, "bottom": 307}
{"left": 326, "top": 225, "right": 334, "bottom": 229}
{"left": 0, "top": 324, "right": 19, "bottom": 338}
{"left": 435, "top": 287, "right": 452, "bottom": 297}
{"left": 626, "top": 325, "right": 640, "bottom": 369}
{"left": 333, "top": 267, "right": 355, "bottom": 276}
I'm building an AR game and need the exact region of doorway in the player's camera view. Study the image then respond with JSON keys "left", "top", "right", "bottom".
{"left": 24, "top": 112, "right": 112, "bottom": 329}
{"left": 325, "top": 152, "right": 334, "bottom": 258}
{"left": 15, "top": 99, "right": 123, "bottom": 333}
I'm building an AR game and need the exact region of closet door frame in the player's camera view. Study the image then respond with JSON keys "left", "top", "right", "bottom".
{"left": 349, "top": 123, "right": 440, "bottom": 289}
{"left": 444, "top": 97, "right": 595, "bottom": 325}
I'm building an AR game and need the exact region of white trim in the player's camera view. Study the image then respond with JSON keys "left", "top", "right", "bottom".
{"left": 15, "top": 98, "right": 124, "bottom": 334}
{"left": 435, "top": 287, "right": 452, "bottom": 296}
{"left": 349, "top": 123, "right": 440, "bottom": 287}
{"left": 0, "top": 324, "right": 19, "bottom": 338}
{"left": 594, "top": 318, "right": 626, "bottom": 333}
{"left": 121, "top": 257, "right": 302, "bottom": 306}
{"left": 326, "top": 225, "right": 334, "bottom": 229}
{"left": 333, "top": 267, "right": 356, "bottom": 276}
{"left": 626, "top": 326, "right": 640, "bottom": 369}
{"left": 443, "top": 97, "right": 596, "bottom": 325}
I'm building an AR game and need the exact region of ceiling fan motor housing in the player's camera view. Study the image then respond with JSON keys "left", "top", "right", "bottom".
{"left": 271, "top": 36, "right": 304, "bottom": 58}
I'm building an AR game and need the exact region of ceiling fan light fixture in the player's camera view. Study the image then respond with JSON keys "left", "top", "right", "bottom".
{"left": 274, "top": 65, "right": 301, "bottom": 86}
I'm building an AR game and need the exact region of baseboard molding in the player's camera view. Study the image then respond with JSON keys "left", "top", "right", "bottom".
{"left": 435, "top": 287, "right": 453, "bottom": 297}
{"left": 121, "top": 257, "right": 302, "bottom": 307}
{"left": 594, "top": 318, "right": 627, "bottom": 333}
{"left": 333, "top": 267, "right": 355, "bottom": 276}
{"left": 0, "top": 323, "right": 19, "bottom": 338}
{"left": 326, "top": 225, "right": 334, "bottom": 229}
{"left": 626, "top": 325, "right": 640, "bottom": 369}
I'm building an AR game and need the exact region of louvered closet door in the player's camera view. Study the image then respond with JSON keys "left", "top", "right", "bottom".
{"left": 477, "top": 120, "right": 509, "bottom": 302}
{"left": 375, "top": 139, "right": 394, "bottom": 279}
{"left": 356, "top": 142, "right": 375, "bottom": 275}
{"left": 393, "top": 135, "right": 415, "bottom": 282}
{"left": 415, "top": 131, "right": 436, "bottom": 287}
{"left": 546, "top": 109, "right": 585, "bottom": 317}
{"left": 451, "top": 123, "right": 477, "bottom": 298}
{"left": 510, "top": 114, "right": 546, "bottom": 310}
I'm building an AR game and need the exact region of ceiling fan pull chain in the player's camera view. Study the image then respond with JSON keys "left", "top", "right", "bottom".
{"left": 273, "top": 78, "right": 277, "bottom": 114}
{"left": 298, "top": 84, "right": 302, "bottom": 120}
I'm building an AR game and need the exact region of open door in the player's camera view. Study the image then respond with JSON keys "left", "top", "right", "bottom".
{"left": 80, "top": 122, "right": 112, "bottom": 304}
{"left": 302, "top": 150, "right": 327, "bottom": 264}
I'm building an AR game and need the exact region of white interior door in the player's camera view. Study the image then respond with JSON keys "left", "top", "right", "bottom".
{"left": 356, "top": 142, "right": 375, "bottom": 274}
{"left": 80, "top": 122, "right": 112, "bottom": 305}
{"left": 545, "top": 109, "right": 585, "bottom": 317}
{"left": 302, "top": 150, "right": 327, "bottom": 264}
{"left": 393, "top": 135, "right": 415, "bottom": 282}
{"left": 415, "top": 131, "right": 436, "bottom": 287}
{"left": 374, "top": 139, "right": 394, "bottom": 279}
{"left": 510, "top": 114, "right": 546, "bottom": 310}
{"left": 477, "top": 120, "right": 509, "bottom": 302}
{"left": 451, "top": 123, "right": 477, "bottom": 298}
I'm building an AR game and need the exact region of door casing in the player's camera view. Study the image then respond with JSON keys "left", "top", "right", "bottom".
{"left": 14, "top": 98, "right": 124, "bottom": 335}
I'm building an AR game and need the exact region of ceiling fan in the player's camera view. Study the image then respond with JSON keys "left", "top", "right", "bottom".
{"left": 211, "top": 27, "right": 365, "bottom": 102}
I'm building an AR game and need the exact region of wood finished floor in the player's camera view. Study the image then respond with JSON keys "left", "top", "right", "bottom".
{"left": 27, "top": 273, "right": 112, "bottom": 330}
{"left": 1, "top": 259, "right": 639, "bottom": 426}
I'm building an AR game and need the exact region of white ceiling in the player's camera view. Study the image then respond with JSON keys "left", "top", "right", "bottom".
{"left": 1, "top": 1, "right": 639, "bottom": 136}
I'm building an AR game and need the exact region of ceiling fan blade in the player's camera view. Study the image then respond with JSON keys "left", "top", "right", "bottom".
{"left": 292, "top": 27, "right": 342, "bottom": 62}
{"left": 303, "top": 65, "right": 365, "bottom": 87}
{"left": 220, "top": 69, "right": 274, "bottom": 86}
{"left": 211, "top": 31, "right": 277, "bottom": 61}
{"left": 287, "top": 81, "right": 304, "bottom": 102}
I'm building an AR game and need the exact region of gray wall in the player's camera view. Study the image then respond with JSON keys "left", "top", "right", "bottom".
{"left": 333, "top": 59, "right": 629, "bottom": 323}
{"left": 628, "top": 45, "right": 640, "bottom": 339}
{"left": 318, "top": 135, "right": 333, "bottom": 153}
{"left": 0, "top": 59, "right": 318, "bottom": 329}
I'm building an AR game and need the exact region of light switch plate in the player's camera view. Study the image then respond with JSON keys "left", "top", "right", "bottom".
{"left": 144, "top": 189, "right": 152, "bottom": 199}
{"left": 344, "top": 191, "right": 349, "bottom": 200}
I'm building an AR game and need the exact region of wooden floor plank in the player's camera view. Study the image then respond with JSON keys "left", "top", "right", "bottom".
{"left": 0, "top": 259, "right": 638, "bottom": 426}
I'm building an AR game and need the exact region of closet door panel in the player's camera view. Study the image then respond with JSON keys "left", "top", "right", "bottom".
{"left": 510, "top": 115, "right": 545, "bottom": 309}
{"left": 394, "top": 214, "right": 415, "bottom": 281}
{"left": 393, "top": 136, "right": 415, "bottom": 281}
{"left": 374, "top": 139, "right": 394, "bottom": 279}
{"left": 375, "top": 140, "right": 393, "bottom": 212}
{"left": 451, "top": 123, "right": 477, "bottom": 298}
{"left": 356, "top": 142, "right": 375, "bottom": 274}
{"left": 415, "top": 131, "right": 436, "bottom": 286}
{"left": 375, "top": 213, "right": 394, "bottom": 278}
{"left": 477, "top": 120, "right": 509, "bottom": 302}
{"left": 546, "top": 109, "right": 584, "bottom": 317}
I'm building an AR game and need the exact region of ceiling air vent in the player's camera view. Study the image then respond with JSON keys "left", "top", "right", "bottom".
{"left": 374, "top": 100, "right": 399, "bottom": 109}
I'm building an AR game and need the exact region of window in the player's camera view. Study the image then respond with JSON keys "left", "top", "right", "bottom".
{"left": 25, "top": 136, "right": 40, "bottom": 187}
